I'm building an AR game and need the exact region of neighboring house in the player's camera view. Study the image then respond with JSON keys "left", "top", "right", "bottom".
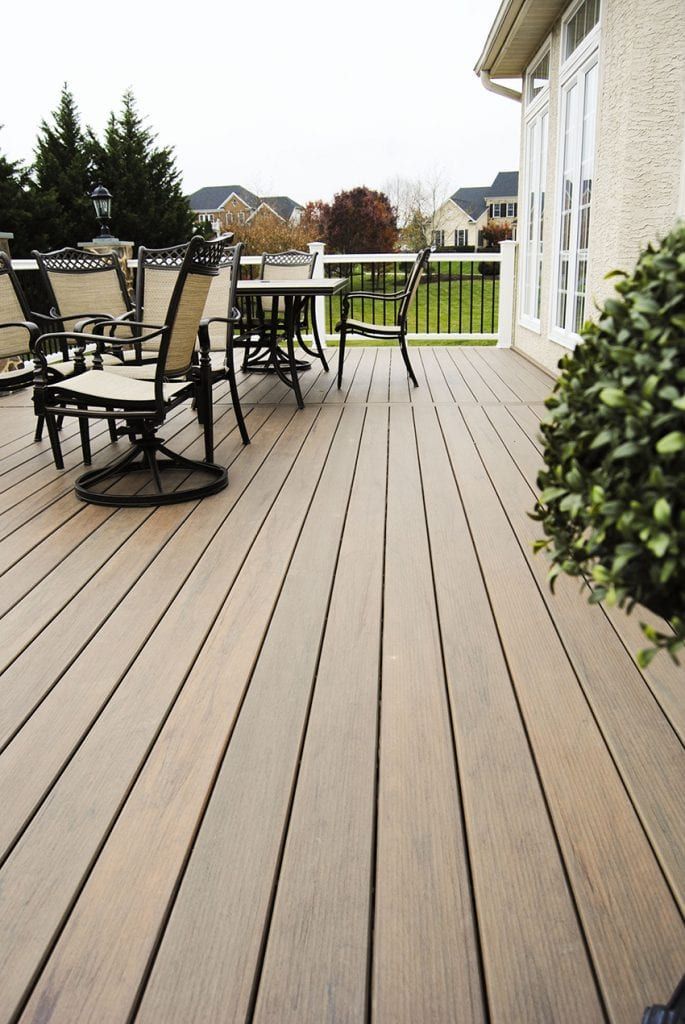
{"left": 187, "top": 185, "right": 304, "bottom": 235}
{"left": 430, "top": 172, "right": 519, "bottom": 249}
{"left": 475, "top": 0, "right": 685, "bottom": 372}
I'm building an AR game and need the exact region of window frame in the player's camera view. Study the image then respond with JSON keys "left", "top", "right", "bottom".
{"left": 549, "top": 29, "right": 601, "bottom": 349}
{"left": 525, "top": 40, "right": 551, "bottom": 119}
{"left": 519, "top": 105, "right": 549, "bottom": 334}
{"left": 562, "top": 0, "right": 601, "bottom": 68}
{"left": 454, "top": 228, "right": 468, "bottom": 247}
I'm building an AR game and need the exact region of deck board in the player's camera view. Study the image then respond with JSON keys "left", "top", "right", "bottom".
{"left": 0, "top": 347, "right": 682, "bottom": 1024}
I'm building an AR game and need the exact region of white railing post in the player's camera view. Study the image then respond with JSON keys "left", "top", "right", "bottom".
{"left": 497, "top": 239, "right": 517, "bottom": 348}
{"left": 308, "top": 241, "right": 327, "bottom": 348}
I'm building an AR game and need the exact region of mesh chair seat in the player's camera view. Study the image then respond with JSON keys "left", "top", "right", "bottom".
{"left": 44, "top": 368, "right": 188, "bottom": 405}
{"left": 343, "top": 319, "right": 402, "bottom": 335}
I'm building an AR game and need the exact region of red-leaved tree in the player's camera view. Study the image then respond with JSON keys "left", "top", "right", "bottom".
{"left": 324, "top": 187, "right": 398, "bottom": 253}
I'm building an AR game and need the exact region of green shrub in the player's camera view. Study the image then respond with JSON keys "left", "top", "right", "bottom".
{"left": 533, "top": 224, "right": 685, "bottom": 666}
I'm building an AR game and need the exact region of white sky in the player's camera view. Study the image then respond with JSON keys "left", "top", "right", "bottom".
{"left": 2, "top": 0, "right": 520, "bottom": 206}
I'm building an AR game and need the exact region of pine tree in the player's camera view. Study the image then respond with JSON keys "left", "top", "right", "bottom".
{"left": 92, "top": 91, "right": 195, "bottom": 249}
{"left": 33, "top": 84, "right": 95, "bottom": 247}
{"left": 0, "top": 134, "right": 62, "bottom": 258}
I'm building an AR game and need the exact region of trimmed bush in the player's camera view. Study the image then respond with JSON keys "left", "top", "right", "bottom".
{"left": 533, "top": 224, "right": 685, "bottom": 666}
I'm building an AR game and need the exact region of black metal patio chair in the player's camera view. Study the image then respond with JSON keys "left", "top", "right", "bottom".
{"left": 33, "top": 235, "right": 230, "bottom": 507}
{"left": 0, "top": 252, "right": 123, "bottom": 442}
{"left": 103, "top": 240, "right": 249, "bottom": 446}
{"left": 242, "top": 249, "right": 328, "bottom": 372}
{"left": 335, "top": 246, "right": 432, "bottom": 388}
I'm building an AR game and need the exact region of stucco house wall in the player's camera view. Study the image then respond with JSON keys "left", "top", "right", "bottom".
{"left": 511, "top": 0, "right": 685, "bottom": 373}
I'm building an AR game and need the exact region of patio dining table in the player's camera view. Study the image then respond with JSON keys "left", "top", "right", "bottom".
{"left": 236, "top": 277, "right": 347, "bottom": 408}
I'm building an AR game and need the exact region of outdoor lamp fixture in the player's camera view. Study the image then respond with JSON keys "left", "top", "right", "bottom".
{"left": 90, "top": 184, "right": 114, "bottom": 238}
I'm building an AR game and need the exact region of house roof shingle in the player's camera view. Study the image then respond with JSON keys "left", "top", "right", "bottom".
{"left": 187, "top": 185, "right": 261, "bottom": 212}
{"left": 450, "top": 185, "right": 490, "bottom": 220}
{"left": 486, "top": 171, "right": 519, "bottom": 198}
{"left": 258, "top": 196, "right": 304, "bottom": 221}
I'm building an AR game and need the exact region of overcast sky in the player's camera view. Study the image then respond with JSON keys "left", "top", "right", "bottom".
{"left": 2, "top": 0, "right": 520, "bottom": 206}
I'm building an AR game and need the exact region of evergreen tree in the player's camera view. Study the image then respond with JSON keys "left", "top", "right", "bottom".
{"left": 0, "top": 134, "right": 62, "bottom": 258}
{"left": 92, "top": 91, "right": 195, "bottom": 249}
{"left": 33, "top": 84, "right": 95, "bottom": 247}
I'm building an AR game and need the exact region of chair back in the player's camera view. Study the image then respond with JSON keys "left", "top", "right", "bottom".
{"left": 202, "top": 243, "right": 243, "bottom": 350}
{"left": 398, "top": 247, "right": 432, "bottom": 326}
{"left": 134, "top": 240, "right": 190, "bottom": 351}
{"left": 32, "top": 247, "right": 132, "bottom": 329}
{"left": 0, "top": 254, "right": 32, "bottom": 359}
{"left": 259, "top": 249, "right": 316, "bottom": 315}
{"left": 155, "top": 236, "right": 227, "bottom": 382}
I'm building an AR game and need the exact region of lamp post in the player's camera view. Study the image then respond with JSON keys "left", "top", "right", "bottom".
{"left": 89, "top": 184, "right": 114, "bottom": 239}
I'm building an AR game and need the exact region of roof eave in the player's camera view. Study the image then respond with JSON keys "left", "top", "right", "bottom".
{"left": 475, "top": 0, "right": 566, "bottom": 78}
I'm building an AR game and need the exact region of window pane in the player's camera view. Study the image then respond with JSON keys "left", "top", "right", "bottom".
{"left": 528, "top": 51, "right": 550, "bottom": 103}
{"left": 565, "top": 0, "right": 600, "bottom": 59}
{"left": 556, "top": 84, "right": 578, "bottom": 329}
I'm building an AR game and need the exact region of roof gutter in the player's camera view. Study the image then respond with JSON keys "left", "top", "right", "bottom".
{"left": 479, "top": 70, "right": 522, "bottom": 103}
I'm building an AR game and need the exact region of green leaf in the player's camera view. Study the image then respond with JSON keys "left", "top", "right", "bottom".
{"left": 655, "top": 431, "right": 685, "bottom": 454}
{"left": 637, "top": 647, "right": 658, "bottom": 669}
{"left": 647, "top": 533, "right": 670, "bottom": 558}
{"left": 599, "top": 387, "right": 627, "bottom": 408}
{"left": 539, "top": 486, "right": 568, "bottom": 504}
{"left": 653, "top": 497, "right": 671, "bottom": 524}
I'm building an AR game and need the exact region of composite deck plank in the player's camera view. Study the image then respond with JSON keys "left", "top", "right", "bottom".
{"left": 412, "top": 404, "right": 604, "bottom": 1023}
{"left": 251, "top": 405, "right": 388, "bottom": 1024}
{"left": 326, "top": 348, "right": 363, "bottom": 404}
{"left": 0, "top": 407, "right": 332, "bottom": 1023}
{"left": 483, "top": 401, "right": 685, "bottom": 762}
{"left": 388, "top": 348, "right": 411, "bottom": 403}
{"left": 485, "top": 400, "right": 685, "bottom": 743}
{"left": 504, "top": 402, "right": 546, "bottom": 451}
{"left": 432, "top": 346, "right": 478, "bottom": 402}
{"left": 137, "top": 405, "right": 371, "bottom": 1024}
{"left": 447, "top": 347, "right": 498, "bottom": 402}
{"left": 367, "top": 346, "right": 390, "bottom": 402}
{"left": 0, "top": 405, "right": 283, "bottom": 860}
{"left": 0, "top": 349, "right": 682, "bottom": 1024}
{"left": 346, "top": 347, "right": 377, "bottom": 403}
{"left": 438, "top": 404, "right": 685, "bottom": 1023}
{"left": 478, "top": 346, "right": 553, "bottom": 402}
{"left": 462, "top": 347, "right": 522, "bottom": 402}
{"left": 15, "top": 408, "right": 344, "bottom": 1024}
{"left": 373, "top": 404, "right": 484, "bottom": 1024}
{"left": 418, "top": 347, "right": 453, "bottom": 403}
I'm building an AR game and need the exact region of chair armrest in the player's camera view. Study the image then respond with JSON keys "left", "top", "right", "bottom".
{"left": 0, "top": 322, "right": 41, "bottom": 359}
{"left": 345, "top": 290, "right": 407, "bottom": 301}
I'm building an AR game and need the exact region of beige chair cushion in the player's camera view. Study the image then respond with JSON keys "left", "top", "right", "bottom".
{"left": 344, "top": 319, "right": 401, "bottom": 335}
{"left": 44, "top": 369, "right": 187, "bottom": 405}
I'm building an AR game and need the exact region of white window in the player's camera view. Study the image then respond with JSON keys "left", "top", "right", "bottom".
{"left": 455, "top": 229, "right": 468, "bottom": 246}
{"left": 197, "top": 213, "right": 211, "bottom": 223}
{"left": 506, "top": 202, "right": 517, "bottom": 218}
{"left": 521, "top": 108, "right": 549, "bottom": 327}
{"left": 527, "top": 51, "right": 550, "bottom": 104}
{"left": 552, "top": 51, "right": 599, "bottom": 343}
{"left": 565, "top": 0, "right": 600, "bottom": 60}
{"left": 432, "top": 229, "right": 445, "bottom": 246}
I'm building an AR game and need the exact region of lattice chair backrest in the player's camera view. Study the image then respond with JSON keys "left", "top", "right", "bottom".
{"left": 33, "top": 247, "right": 131, "bottom": 327}
{"left": 201, "top": 243, "right": 242, "bottom": 350}
{"left": 135, "top": 241, "right": 190, "bottom": 351}
{"left": 260, "top": 249, "right": 315, "bottom": 315}
{"left": 157, "top": 237, "right": 226, "bottom": 379}
{"left": 398, "top": 247, "right": 432, "bottom": 325}
{"left": 0, "top": 254, "right": 31, "bottom": 360}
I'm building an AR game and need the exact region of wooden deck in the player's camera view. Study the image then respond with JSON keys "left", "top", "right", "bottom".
{"left": 0, "top": 346, "right": 683, "bottom": 1024}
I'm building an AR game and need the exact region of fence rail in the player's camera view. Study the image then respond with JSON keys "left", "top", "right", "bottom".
{"left": 12, "top": 247, "right": 509, "bottom": 347}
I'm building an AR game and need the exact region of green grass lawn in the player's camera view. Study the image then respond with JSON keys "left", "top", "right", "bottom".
{"left": 323, "top": 262, "right": 499, "bottom": 337}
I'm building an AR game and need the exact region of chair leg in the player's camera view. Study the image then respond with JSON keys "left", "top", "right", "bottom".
{"left": 337, "top": 324, "right": 347, "bottom": 389}
{"left": 34, "top": 414, "right": 44, "bottom": 441}
{"left": 45, "top": 412, "right": 64, "bottom": 469}
{"left": 226, "top": 344, "right": 250, "bottom": 445}
{"left": 77, "top": 404, "right": 92, "bottom": 465}
{"left": 105, "top": 406, "right": 117, "bottom": 442}
{"left": 398, "top": 332, "right": 418, "bottom": 387}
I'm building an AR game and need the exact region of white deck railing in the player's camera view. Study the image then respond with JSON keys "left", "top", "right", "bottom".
{"left": 12, "top": 241, "right": 516, "bottom": 349}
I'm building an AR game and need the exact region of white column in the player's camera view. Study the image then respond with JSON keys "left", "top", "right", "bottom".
{"left": 497, "top": 240, "right": 517, "bottom": 349}
{"left": 308, "top": 241, "right": 327, "bottom": 348}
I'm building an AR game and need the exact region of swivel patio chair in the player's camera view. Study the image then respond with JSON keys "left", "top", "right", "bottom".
{"left": 33, "top": 235, "right": 230, "bottom": 507}
{"left": 104, "top": 240, "right": 250, "bottom": 446}
{"left": 0, "top": 252, "right": 119, "bottom": 442}
{"left": 335, "top": 246, "right": 432, "bottom": 388}
{"left": 243, "top": 249, "right": 327, "bottom": 373}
